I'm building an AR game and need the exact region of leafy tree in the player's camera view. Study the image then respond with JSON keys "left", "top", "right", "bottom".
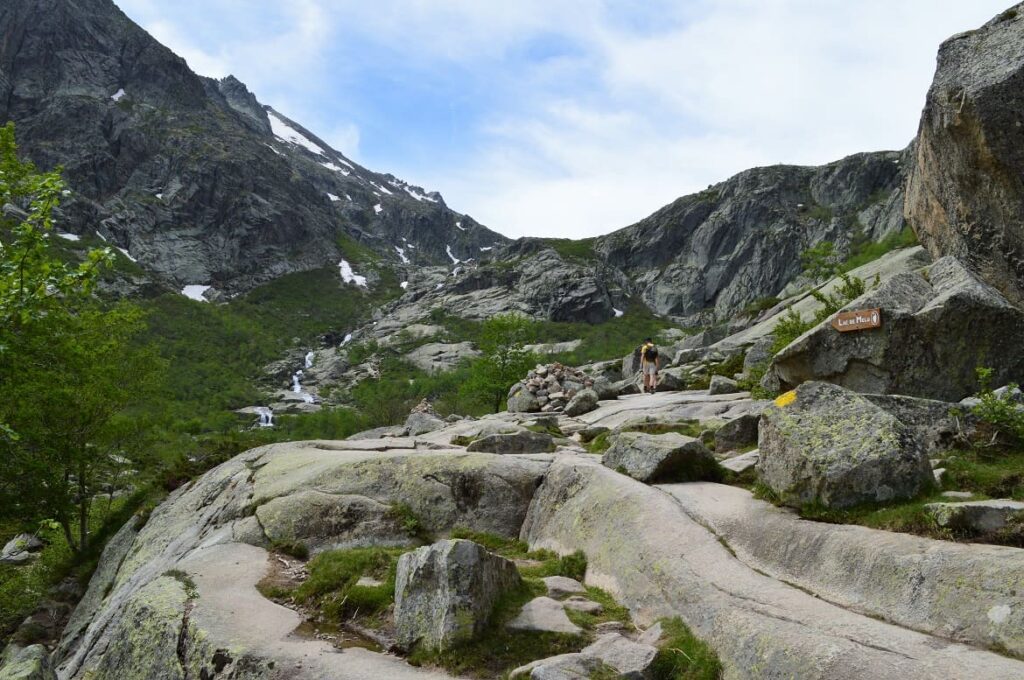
{"left": 0, "top": 122, "right": 112, "bottom": 439}
{"left": 800, "top": 240, "right": 840, "bottom": 283}
{"left": 461, "top": 314, "right": 538, "bottom": 412}
{"left": 0, "top": 304, "right": 164, "bottom": 553}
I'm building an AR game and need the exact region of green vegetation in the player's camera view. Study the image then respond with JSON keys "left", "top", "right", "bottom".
{"left": 460, "top": 314, "right": 539, "bottom": 412}
{"left": 650, "top": 617, "right": 723, "bottom": 680}
{"left": 293, "top": 547, "right": 404, "bottom": 626}
{"left": 800, "top": 240, "right": 840, "bottom": 282}
{"left": 805, "top": 204, "right": 834, "bottom": 223}
{"left": 740, "top": 296, "right": 780, "bottom": 318}
{"left": 839, "top": 227, "right": 918, "bottom": 272}
{"left": 965, "top": 367, "right": 1024, "bottom": 445}
{"left": 539, "top": 237, "right": 598, "bottom": 262}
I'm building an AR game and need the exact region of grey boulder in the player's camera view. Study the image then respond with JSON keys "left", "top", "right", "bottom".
{"left": 603, "top": 432, "right": 718, "bottom": 484}
{"left": 714, "top": 413, "right": 760, "bottom": 453}
{"left": 563, "top": 389, "right": 599, "bottom": 417}
{"left": 0, "top": 534, "right": 44, "bottom": 565}
{"left": 709, "top": 375, "right": 741, "bottom": 395}
{"left": 765, "top": 257, "right": 1024, "bottom": 402}
{"left": 925, "top": 500, "right": 1024, "bottom": 534}
{"left": 394, "top": 539, "right": 523, "bottom": 651}
{"left": 466, "top": 431, "right": 555, "bottom": 455}
{"left": 0, "top": 644, "right": 55, "bottom": 680}
{"left": 506, "top": 597, "right": 582, "bottom": 635}
{"left": 507, "top": 387, "right": 541, "bottom": 413}
{"left": 511, "top": 633, "right": 657, "bottom": 679}
{"left": 758, "top": 382, "right": 934, "bottom": 509}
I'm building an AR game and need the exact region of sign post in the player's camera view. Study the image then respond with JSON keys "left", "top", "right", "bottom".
{"left": 831, "top": 308, "right": 882, "bottom": 333}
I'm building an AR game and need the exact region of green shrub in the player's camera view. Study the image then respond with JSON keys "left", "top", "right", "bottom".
{"left": 270, "top": 540, "right": 309, "bottom": 560}
{"left": 294, "top": 547, "right": 403, "bottom": 622}
{"left": 968, "top": 367, "right": 1024, "bottom": 445}
{"left": 557, "top": 551, "right": 587, "bottom": 581}
{"left": 650, "top": 617, "right": 723, "bottom": 679}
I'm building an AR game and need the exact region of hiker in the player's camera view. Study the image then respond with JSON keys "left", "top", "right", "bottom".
{"left": 639, "top": 337, "right": 660, "bottom": 394}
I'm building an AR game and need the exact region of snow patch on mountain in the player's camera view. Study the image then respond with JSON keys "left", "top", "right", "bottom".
{"left": 268, "top": 111, "right": 326, "bottom": 156}
{"left": 338, "top": 259, "right": 367, "bottom": 287}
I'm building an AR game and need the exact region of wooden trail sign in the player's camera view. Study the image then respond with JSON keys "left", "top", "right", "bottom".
{"left": 832, "top": 308, "right": 882, "bottom": 332}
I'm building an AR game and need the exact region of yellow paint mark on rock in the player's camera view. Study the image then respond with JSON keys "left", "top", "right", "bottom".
{"left": 774, "top": 390, "right": 797, "bottom": 408}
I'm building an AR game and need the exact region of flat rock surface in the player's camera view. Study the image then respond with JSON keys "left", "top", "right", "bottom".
{"left": 522, "top": 456, "right": 1024, "bottom": 679}
{"left": 182, "top": 543, "right": 451, "bottom": 679}
{"left": 661, "top": 482, "right": 1024, "bottom": 659}
{"left": 506, "top": 597, "right": 582, "bottom": 635}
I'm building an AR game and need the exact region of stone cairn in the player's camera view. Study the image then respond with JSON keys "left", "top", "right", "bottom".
{"left": 512, "top": 363, "right": 594, "bottom": 412}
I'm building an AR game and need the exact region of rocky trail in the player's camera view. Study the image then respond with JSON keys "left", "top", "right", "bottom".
{"left": 27, "top": 388, "right": 1024, "bottom": 680}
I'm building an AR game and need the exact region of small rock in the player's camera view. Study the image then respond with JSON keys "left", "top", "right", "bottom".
{"left": 355, "top": 576, "right": 383, "bottom": 588}
{"left": 941, "top": 491, "right": 974, "bottom": 499}
{"left": 404, "top": 411, "right": 445, "bottom": 436}
{"left": 563, "top": 596, "right": 603, "bottom": 614}
{"left": 637, "top": 621, "right": 663, "bottom": 646}
{"left": 714, "top": 413, "right": 760, "bottom": 452}
{"left": 543, "top": 575, "right": 586, "bottom": 599}
{"left": 584, "top": 633, "right": 659, "bottom": 678}
{"left": 508, "top": 388, "right": 541, "bottom": 413}
{"left": 933, "top": 468, "right": 947, "bottom": 484}
{"left": 509, "top": 654, "right": 602, "bottom": 679}
{"left": 0, "top": 533, "right": 44, "bottom": 565}
{"left": 506, "top": 597, "right": 582, "bottom": 635}
{"left": 709, "top": 375, "right": 740, "bottom": 395}
{"left": 594, "top": 621, "right": 628, "bottom": 634}
{"left": 563, "top": 389, "right": 599, "bottom": 417}
{"left": 925, "top": 500, "right": 1024, "bottom": 533}
{"left": 720, "top": 449, "right": 759, "bottom": 473}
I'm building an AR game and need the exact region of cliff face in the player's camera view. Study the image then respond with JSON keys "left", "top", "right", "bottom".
{"left": 905, "top": 3, "right": 1024, "bottom": 305}
{"left": 0, "top": 0, "right": 506, "bottom": 294}
{"left": 595, "top": 151, "right": 907, "bottom": 323}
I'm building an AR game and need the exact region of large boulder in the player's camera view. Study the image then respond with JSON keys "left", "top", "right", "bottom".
{"left": 758, "top": 382, "right": 934, "bottom": 509}
{"left": 863, "top": 394, "right": 976, "bottom": 455}
{"left": 394, "top": 539, "right": 523, "bottom": 652}
{"left": 765, "top": 257, "right": 1024, "bottom": 401}
{"left": 905, "top": 5, "right": 1024, "bottom": 306}
{"left": 466, "top": 431, "right": 555, "bottom": 455}
{"left": 602, "top": 432, "right": 718, "bottom": 484}
{"left": 405, "top": 342, "right": 481, "bottom": 373}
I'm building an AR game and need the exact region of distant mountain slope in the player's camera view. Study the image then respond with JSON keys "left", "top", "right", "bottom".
{"left": 0, "top": 0, "right": 506, "bottom": 296}
{"left": 595, "top": 150, "right": 908, "bottom": 322}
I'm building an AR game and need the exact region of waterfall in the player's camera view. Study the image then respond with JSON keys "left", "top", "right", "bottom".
{"left": 305, "top": 351, "right": 314, "bottom": 369}
{"left": 254, "top": 407, "right": 274, "bottom": 427}
{"left": 291, "top": 370, "right": 316, "bottom": 404}
{"left": 341, "top": 333, "right": 353, "bottom": 347}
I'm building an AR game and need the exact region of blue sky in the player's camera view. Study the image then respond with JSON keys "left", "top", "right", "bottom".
{"left": 117, "top": 0, "right": 1010, "bottom": 239}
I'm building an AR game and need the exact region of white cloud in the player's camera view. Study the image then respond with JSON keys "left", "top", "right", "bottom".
{"left": 322, "top": 122, "right": 362, "bottom": 159}
{"left": 116, "top": 0, "right": 1011, "bottom": 239}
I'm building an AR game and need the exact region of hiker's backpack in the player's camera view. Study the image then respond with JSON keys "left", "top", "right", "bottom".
{"left": 643, "top": 344, "right": 659, "bottom": 363}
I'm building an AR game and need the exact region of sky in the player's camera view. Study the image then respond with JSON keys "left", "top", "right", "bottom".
{"left": 116, "top": 0, "right": 1009, "bottom": 239}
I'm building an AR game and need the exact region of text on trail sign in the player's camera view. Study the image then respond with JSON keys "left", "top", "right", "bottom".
{"left": 832, "top": 308, "right": 882, "bottom": 332}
